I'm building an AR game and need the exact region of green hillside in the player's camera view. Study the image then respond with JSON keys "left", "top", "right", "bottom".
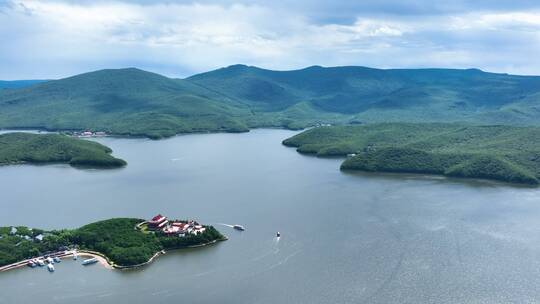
{"left": 0, "top": 68, "right": 251, "bottom": 139}
{"left": 189, "top": 65, "right": 540, "bottom": 125}
{"left": 0, "top": 218, "right": 225, "bottom": 268}
{"left": 0, "top": 132, "right": 126, "bottom": 168}
{"left": 1, "top": 65, "right": 540, "bottom": 138}
{"left": 283, "top": 123, "right": 540, "bottom": 185}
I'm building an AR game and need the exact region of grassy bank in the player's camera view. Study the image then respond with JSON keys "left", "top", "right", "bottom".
{"left": 0, "top": 132, "right": 126, "bottom": 168}
{"left": 0, "top": 218, "right": 226, "bottom": 268}
{"left": 283, "top": 123, "right": 540, "bottom": 185}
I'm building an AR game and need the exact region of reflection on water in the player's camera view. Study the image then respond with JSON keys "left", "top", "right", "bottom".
{"left": 1, "top": 129, "right": 540, "bottom": 304}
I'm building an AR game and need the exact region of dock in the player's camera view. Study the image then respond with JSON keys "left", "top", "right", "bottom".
{"left": 0, "top": 250, "right": 76, "bottom": 272}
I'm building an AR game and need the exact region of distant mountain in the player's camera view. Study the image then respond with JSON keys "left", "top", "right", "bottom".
{"left": 189, "top": 64, "right": 540, "bottom": 125}
{"left": 0, "top": 80, "right": 48, "bottom": 89}
{"left": 0, "top": 68, "right": 251, "bottom": 138}
{"left": 1, "top": 65, "right": 540, "bottom": 138}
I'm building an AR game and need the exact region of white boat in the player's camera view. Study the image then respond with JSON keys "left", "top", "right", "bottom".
{"left": 53, "top": 257, "right": 61, "bottom": 263}
{"left": 47, "top": 263, "right": 55, "bottom": 272}
{"left": 73, "top": 251, "right": 78, "bottom": 260}
{"left": 233, "top": 225, "right": 245, "bottom": 231}
{"left": 276, "top": 232, "right": 281, "bottom": 237}
{"left": 82, "top": 258, "right": 98, "bottom": 266}
{"left": 27, "top": 261, "right": 37, "bottom": 268}
{"left": 46, "top": 257, "right": 54, "bottom": 264}
{"left": 36, "top": 259, "right": 45, "bottom": 266}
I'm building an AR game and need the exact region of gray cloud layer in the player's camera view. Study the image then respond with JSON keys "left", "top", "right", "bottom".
{"left": 1, "top": 0, "right": 539, "bottom": 79}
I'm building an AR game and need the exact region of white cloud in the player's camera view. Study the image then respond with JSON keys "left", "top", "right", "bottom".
{"left": 1, "top": 0, "right": 540, "bottom": 79}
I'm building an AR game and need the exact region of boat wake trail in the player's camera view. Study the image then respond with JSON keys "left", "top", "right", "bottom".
{"left": 262, "top": 249, "right": 302, "bottom": 272}
{"left": 250, "top": 248, "right": 279, "bottom": 263}
{"left": 216, "top": 223, "right": 235, "bottom": 228}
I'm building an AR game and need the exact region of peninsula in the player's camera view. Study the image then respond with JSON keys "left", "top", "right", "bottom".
{"left": 0, "top": 215, "right": 226, "bottom": 271}
{"left": 283, "top": 123, "right": 540, "bottom": 185}
{"left": 0, "top": 132, "right": 126, "bottom": 168}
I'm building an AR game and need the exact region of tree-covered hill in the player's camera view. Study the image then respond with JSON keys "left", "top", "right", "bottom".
{"left": 2, "top": 65, "right": 540, "bottom": 138}
{"left": 0, "top": 218, "right": 226, "bottom": 268}
{"left": 189, "top": 65, "right": 540, "bottom": 125}
{"left": 0, "top": 68, "right": 252, "bottom": 138}
{"left": 283, "top": 123, "right": 540, "bottom": 185}
{"left": 0, "top": 133, "right": 126, "bottom": 168}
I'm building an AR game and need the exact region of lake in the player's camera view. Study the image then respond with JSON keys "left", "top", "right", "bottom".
{"left": 2, "top": 129, "right": 540, "bottom": 303}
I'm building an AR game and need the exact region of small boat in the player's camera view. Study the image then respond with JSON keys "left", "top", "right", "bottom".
{"left": 82, "top": 258, "right": 98, "bottom": 266}
{"left": 27, "top": 261, "right": 37, "bottom": 268}
{"left": 53, "top": 257, "right": 61, "bottom": 263}
{"left": 36, "top": 259, "right": 45, "bottom": 267}
{"left": 46, "top": 257, "right": 54, "bottom": 264}
{"left": 276, "top": 232, "right": 280, "bottom": 237}
{"left": 233, "top": 225, "right": 245, "bottom": 231}
{"left": 73, "top": 251, "right": 78, "bottom": 260}
{"left": 47, "top": 263, "right": 55, "bottom": 272}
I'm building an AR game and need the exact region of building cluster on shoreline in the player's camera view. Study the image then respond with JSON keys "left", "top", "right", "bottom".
{"left": 0, "top": 226, "right": 44, "bottom": 242}
{"left": 70, "top": 130, "right": 107, "bottom": 137}
{"left": 147, "top": 214, "right": 206, "bottom": 237}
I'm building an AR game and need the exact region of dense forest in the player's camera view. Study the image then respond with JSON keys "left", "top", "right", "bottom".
{"left": 283, "top": 123, "right": 540, "bottom": 185}
{"left": 0, "top": 218, "right": 226, "bottom": 267}
{"left": 0, "top": 132, "right": 126, "bottom": 168}
{"left": 2, "top": 65, "right": 540, "bottom": 138}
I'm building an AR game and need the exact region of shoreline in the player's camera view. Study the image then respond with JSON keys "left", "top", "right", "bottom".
{"left": 0, "top": 250, "right": 81, "bottom": 272}
{"left": 339, "top": 167, "right": 539, "bottom": 187}
{"left": 0, "top": 160, "right": 126, "bottom": 169}
{"left": 0, "top": 237, "right": 227, "bottom": 273}
{"left": 0, "top": 125, "right": 304, "bottom": 141}
{"left": 112, "top": 237, "right": 227, "bottom": 270}
{"left": 282, "top": 145, "right": 539, "bottom": 187}
{"left": 77, "top": 250, "right": 114, "bottom": 270}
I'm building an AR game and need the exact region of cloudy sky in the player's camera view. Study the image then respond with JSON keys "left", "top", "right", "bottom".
{"left": 1, "top": 0, "right": 540, "bottom": 79}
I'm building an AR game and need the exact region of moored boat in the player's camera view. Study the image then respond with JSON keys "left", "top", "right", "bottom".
{"left": 53, "top": 256, "right": 61, "bottom": 263}
{"left": 82, "top": 258, "right": 98, "bottom": 266}
{"left": 47, "top": 263, "right": 55, "bottom": 272}
{"left": 27, "top": 261, "right": 37, "bottom": 268}
{"left": 36, "top": 259, "right": 45, "bottom": 266}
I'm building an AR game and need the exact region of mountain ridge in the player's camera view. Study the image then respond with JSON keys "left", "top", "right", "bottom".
{"left": 1, "top": 65, "right": 540, "bottom": 138}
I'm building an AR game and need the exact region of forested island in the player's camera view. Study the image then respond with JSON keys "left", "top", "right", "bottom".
{"left": 2, "top": 65, "right": 540, "bottom": 139}
{"left": 0, "top": 132, "right": 126, "bottom": 168}
{"left": 0, "top": 217, "right": 226, "bottom": 269}
{"left": 283, "top": 123, "right": 540, "bottom": 185}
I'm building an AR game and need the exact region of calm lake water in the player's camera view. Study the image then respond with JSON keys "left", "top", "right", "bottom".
{"left": 2, "top": 129, "right": 540, "bottom": 303}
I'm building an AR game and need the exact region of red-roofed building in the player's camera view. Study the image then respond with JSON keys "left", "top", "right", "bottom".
{"left": 148, "top": 214, "right": 169, "bottom": 229}
{"left": 172, "top": 222, "right": 188, "bottom": 229}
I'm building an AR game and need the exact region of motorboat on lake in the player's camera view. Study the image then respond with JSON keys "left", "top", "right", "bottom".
{"left": 27, "top": 260, "right": 37, "bottom": 268}
{"left": 53, "top": 256, "right": 61, "bottom": 263}
{"left": 36, "top": 259, "right": 45, "bottom": 266}
{"left": 47, "top": 263, "right": 55, "bottom": 272}
{"left": 233, "top": 225, "right": 245, "bottom": 231}
{"left": 276, "top": 232, "right": 280, "bottom": 237}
